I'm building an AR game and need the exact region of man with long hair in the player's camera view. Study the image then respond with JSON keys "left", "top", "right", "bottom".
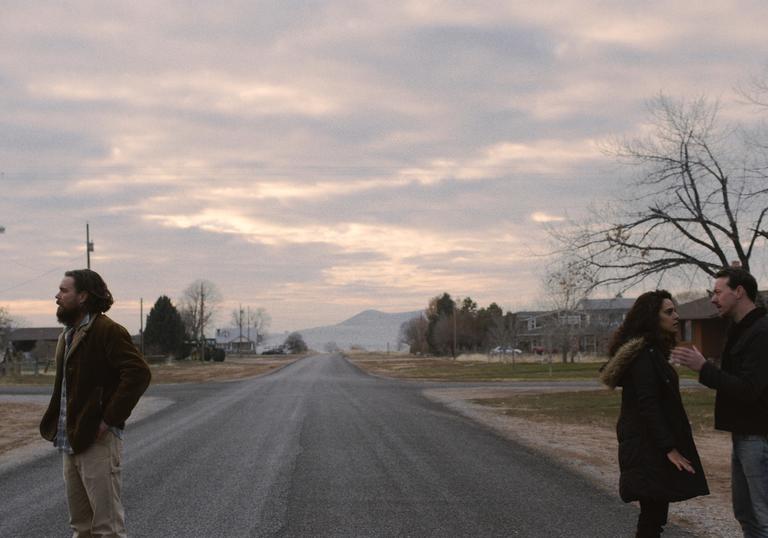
{"left": 671, "top": 267, "right": 768, "bottom": 537}
{"left": 40, "top": 269, "right": 151, "bottom": 537}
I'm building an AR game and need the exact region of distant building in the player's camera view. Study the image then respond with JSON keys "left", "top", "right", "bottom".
{"left": 575, "top": 297, "right": 636, "bottom": 354}
{"left": 215, "top": 328, "right": 257, "bottom": 353}
{"left": 9, "top": 327, "right": 61, "bottom": 358}
{"left": 515, "top": 297, "right": 636, "bottom": 356}
{"left": 5, "top": 327, "right": 61, "bottom": 372}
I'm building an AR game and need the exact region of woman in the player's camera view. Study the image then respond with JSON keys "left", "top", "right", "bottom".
{"left": 599, "top": 290, "right": 709, "bottom": 537}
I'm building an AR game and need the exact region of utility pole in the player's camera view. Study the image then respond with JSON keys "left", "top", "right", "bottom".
{"left": 238, "top": 303, "right": 243, "bottom": 357}
{"left": 139, "top": 298, "right": 144, "bottom": 356}
{"left": 452, "top": 305, "right": 457, "bottom": 360}
{"left": 198, "top": 281, "right": 205, "bottom": 361}
{"left": 86, "top": 223, "right": 95, "bottom": 269}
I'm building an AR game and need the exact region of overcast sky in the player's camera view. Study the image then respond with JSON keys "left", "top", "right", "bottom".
{"left": 1, "top": 2, "right": 766, "bottom": 333}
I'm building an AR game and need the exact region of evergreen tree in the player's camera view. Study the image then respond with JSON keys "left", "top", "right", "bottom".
{"left": 144, "top": 295, "right": 186, "bottom": 357}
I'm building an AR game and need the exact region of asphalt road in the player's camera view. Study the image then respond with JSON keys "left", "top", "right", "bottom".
{"left": 0, "top": 355, "right": 697, "bottom": 537}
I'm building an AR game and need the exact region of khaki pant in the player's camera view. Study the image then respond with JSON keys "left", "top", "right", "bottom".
{"left": 62, "top": 431, "right": 127, "bottom": 538}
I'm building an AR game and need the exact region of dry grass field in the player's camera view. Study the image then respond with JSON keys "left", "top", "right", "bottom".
{"left": 347, "top": 351, "right": 700, "bottom": 382}
{"left": 0, "top": 355, "right": 301, "bottom": 387}
{"left": 0, "top": 355, "right": 302, "bottom": 457}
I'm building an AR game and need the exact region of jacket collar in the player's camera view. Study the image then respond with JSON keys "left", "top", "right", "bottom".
{"left": 63, "top": 313, "right": 99, "bottom": 361}
{"left": 599, "top": 337, "right": 645, "bottom": 389}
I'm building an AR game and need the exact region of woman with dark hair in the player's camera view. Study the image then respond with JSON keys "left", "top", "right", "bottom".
{"left": 600, "top": 290, "right": 709, "bottom": 537}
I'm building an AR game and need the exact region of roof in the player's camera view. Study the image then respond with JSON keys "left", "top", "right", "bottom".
{"left": 676, "top": 296, "right": 716, "bottom": 320}
{"left": 577, "top": 298, "right": 636, "bottom": 311}
{"left": 514, "top": 310, "right": 547, "bottom": 319}
{"left": 9, "top": 327, "right": 62, "bottom": 342}
{"left": 678, "top": 290, "right": 768, "bottom": 320}
{"left": 214, "top": 328, "right": 256, "bottom": 345}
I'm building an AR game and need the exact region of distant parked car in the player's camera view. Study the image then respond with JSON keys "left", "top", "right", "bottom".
{"left": 262, "top": 346, "right": 286, "bottom": 355}
{"left": 491, "top": 347, "right": 522, "bottom": 355}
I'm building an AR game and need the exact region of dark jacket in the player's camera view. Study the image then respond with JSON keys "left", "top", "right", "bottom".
{"left": 40, "top": 314, "right": 151, "bottom": 454}
{"left": 600, "top": 338, "right": 709, "bottom": 503}
{"left": 699, "top": 307, "right": 768, "bottom": 434}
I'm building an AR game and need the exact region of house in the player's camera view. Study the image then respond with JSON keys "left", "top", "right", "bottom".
{"left": 514, "top": 297, "right": 635, "bottom": 356}
{"left": 575, "top": 297, "right": 636, "bottom": 354}
{"left": 4, "top": 327, "right": 62, "bottom": 373}
{"left": 676, "top": 291, "right": 768, "bottom": 360}
{"left": 9, "top": 327, "right": 61, "bottom": 359}
{"left": 215, "top": 328, "right": 257, "bottom": 353}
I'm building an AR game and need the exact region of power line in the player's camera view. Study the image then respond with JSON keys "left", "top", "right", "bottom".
{"left": 0, "top": 254, "right": 83, "bottom": 295}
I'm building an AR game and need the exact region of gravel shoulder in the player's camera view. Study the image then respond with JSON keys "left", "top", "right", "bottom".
{"left": 424, "top": 386, "right": 740, "bottom": 538}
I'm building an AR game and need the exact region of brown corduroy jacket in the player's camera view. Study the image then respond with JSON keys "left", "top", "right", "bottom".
{"left": 40, "top": 313, "right": 151, "bottom": 454}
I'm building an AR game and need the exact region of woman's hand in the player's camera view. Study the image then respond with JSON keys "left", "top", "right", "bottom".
{"left": 667, "top": 448, "right": 695, "bottom": 473}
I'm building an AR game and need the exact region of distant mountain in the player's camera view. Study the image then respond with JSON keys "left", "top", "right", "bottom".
{"left": 265, "top": 309, "right": 423, "bottom": 352}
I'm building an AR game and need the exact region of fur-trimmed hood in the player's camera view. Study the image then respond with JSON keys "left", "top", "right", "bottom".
{"left": 599, "top": 337, "right": 646, "bottom": 389}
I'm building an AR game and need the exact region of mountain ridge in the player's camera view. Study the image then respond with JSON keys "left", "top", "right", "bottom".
{"left": 267, "top": 309, "right": 422, "bottom": 351}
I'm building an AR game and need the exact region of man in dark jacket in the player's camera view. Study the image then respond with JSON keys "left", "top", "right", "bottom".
{"left": 671, "top": 267, "right": 768, "bottom": 537}
{"left": 40, "top": 269, "right": 151, "bottom": 537}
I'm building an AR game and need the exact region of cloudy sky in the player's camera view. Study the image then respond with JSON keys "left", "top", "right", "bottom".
{"left": 1, "top": 1, "right": 766, "bottom": 333}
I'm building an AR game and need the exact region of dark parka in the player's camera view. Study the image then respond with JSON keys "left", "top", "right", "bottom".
{"left": 40, "top": 314, "right": 151, "bottom": 454}
{"left": 600, "top": 338, "right": 709, "bottom": 503}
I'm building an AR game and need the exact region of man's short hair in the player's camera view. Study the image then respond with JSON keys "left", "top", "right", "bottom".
{"left": 715, "top": 267, "right": 758, "bottom": 302}
{"left": 65, "top": 269, "right": 114, "bottom": 313}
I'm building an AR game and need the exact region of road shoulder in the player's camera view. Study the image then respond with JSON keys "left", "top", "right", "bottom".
{"left": 423, "top": 386, "right": 740, "bottom": 538}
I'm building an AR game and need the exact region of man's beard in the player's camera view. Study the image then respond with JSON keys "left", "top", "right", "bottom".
{"left": 56, "top": 304, "right": 83, "bottom": 325}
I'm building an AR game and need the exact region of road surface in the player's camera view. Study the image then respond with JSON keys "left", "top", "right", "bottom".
{"left": 0, "top": 355, "right": 696, "bottom": 537}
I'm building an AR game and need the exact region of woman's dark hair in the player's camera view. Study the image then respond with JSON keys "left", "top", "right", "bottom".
{"left": 65, "top": 269, "right": 114, "bottom": 314}
{"left": 608, "top": 290, "right": 676, "bottom": 357}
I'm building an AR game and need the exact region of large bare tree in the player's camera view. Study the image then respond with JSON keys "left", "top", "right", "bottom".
{"left": 542, "top": 257, "right": 593, "bottom": 363}
{"left": 247, "top": 307, "right": 271, "bottom": 348}
{"left": 550, "top": 94, "right": 768, "bottom": 292}
{"left": 180, "top": 279, "right": 222, "bottom": 360}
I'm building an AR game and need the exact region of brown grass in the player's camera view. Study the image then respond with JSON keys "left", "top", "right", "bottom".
{"left": 148, "top": 358, "right": 296, "bottom": 384}
{"left": 471, "top": 388, "right": 716, "bottom": 434}
{"left": 0, "top": 356, "right": 300, "bottom": 386}
{"left": 347, "top": 352, "right": 701, "bottom": 382}
{"left": 0, "top": 403, "right": 47, "bottom": 454}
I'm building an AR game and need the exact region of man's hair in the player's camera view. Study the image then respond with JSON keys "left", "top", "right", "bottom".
{"left": 64, "top": 269, "right": 114, "bottom": 313}
{"left": 715, "top": 267, "right": 758, "bottom": 302}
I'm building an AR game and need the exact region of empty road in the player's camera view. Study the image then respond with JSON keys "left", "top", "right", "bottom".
{"left": 0, "top": 355, "right": 696, "bottom": 537}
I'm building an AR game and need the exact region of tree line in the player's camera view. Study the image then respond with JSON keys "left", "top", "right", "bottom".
{"left": 399, "top": 293, "right": 517, "bottom": 357}
{"left": 143, "top": 278, "right": 308, "bottom": 359}
{"left": 143, "top": 278, "right": 277, "bottom": 359}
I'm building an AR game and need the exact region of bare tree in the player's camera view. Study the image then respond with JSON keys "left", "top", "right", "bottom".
{"left": 486, "top": 314, "right": 514, "bottom": 362}
{"left": 180, "top": 279, "right": 222, "bottom": 360}
{"left": 247, "top": 307, "right": 271, "bottom": 348}
{"left": 550, "top": 94, "right": 768, "bottom": 292}
{"left": 231, "top": 305, "right": 246, "bottom": 356}
{"left": 399, "top": 315, "right": 429, "bottom": 354}
{"left": 542, "top": 257, "right": 593, "bottom": 363}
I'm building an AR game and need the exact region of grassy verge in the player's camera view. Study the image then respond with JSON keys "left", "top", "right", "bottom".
{"left": 0, "top": 373, "right": 55, "bottom": 386}
{"left": 0, "top": 357, "right": 299, "bottom": 385}
{"left": 148, "top": 358, "right": 297, "bottom": 383}
{"left": 347, "top": 352, "right": 701, "bottom": 382}
{"left": 471, "top": 388, "right": 715, "bottom": 433}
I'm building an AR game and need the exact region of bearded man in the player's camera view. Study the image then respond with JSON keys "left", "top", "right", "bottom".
{"left": 40, "top": 269, "right": 151, "bottom": 538}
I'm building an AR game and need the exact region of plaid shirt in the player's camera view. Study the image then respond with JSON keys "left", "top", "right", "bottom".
{"left": 55, "top": 314, "right": 124, "bottom": 454}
